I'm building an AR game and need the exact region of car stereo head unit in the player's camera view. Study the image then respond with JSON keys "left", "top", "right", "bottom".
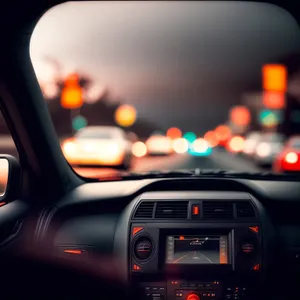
{"left": 165, "top": 235, "right": 229, "bottom": 265}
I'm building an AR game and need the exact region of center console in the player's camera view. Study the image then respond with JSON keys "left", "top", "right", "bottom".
{"left": 117, "top": 191, "right": 265, "bottom": 300}
{"left": 130, "top": 224, "right": 261, "bottom": 300}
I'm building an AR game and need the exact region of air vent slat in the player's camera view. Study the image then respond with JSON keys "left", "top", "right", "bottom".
{"left": 155, "top": 201, "right": 188, "bottom": 219}
{"left": 236, "top": 202, "right": 256, "bottom": 218}
{"left": 134, "top": 202, "right": 155, "bottom": 219}
{"left": 203, "top": 201, "right": 234, "bottom": 220}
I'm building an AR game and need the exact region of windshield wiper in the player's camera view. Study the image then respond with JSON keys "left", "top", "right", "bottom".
{"left": 119, "top": 169, "right": 300, "bottom": 180}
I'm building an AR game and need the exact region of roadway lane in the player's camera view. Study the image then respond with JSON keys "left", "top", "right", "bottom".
{"left": 74, "top": 148, "right": 263, "bottom": 178}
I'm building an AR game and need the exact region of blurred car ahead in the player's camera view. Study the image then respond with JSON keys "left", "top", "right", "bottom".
{"left": 145, "top": 134, "right": 173, "bottom": 156}
{"left": 61, "top": 126, "right": 132, "bottom": 169}
{"left": 253, "top": 132, "right": 285, "bottom": 167}
{"left": 273, "top": 136, "right": 300, "bottom": 173}
{"left": 243, "top": 131, "right": 261, "bottom": 156}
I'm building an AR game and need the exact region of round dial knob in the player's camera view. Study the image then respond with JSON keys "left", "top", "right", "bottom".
{"left": 186, "top": 294, "right": 200, "bottom": 300}
{"left": 134, "top": 237, "right": 153, "bottom": 260}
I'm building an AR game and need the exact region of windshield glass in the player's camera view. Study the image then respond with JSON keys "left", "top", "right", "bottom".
{"left": 30, "top": 1, "right": 300, "bottom": 179}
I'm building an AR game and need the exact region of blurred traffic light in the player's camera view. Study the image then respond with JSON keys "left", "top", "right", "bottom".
{"left": 114, "top": 104, "right": 137, "bottom": 127}
{"left": 262, "top": 64, "right": 287, "bottom": 93}
{"left": 167, "top": 127, "right": 182, "bottom": 139}
{"left": 229, "top": 106, "right": 251, "bottom": 126}
{"left": 61, "top": 73, "right": 83, "bottom": 109}
{"left": 263, "top": 91, "right": 285, "bottom": 109}
{"left": 183, "top": 132, "right": 197, "bottom": 143}
{"left": 72, "top": 115, "right": 87, "bottom": 131}
{"left": 258, "top": 109, "right": 283, "bottom": 127}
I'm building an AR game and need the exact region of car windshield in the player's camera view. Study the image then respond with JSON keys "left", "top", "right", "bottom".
{"left": 30, "top": 1, "right": 300, "bottom": 179}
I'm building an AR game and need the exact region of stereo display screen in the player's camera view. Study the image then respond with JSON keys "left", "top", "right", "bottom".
{"left": 165, "top": 235, "right": 228, "bottom": 264}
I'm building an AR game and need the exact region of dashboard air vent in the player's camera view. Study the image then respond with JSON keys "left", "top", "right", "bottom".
{"left": 236, "top": 202, "right": 256, "bottom": 218}
{"left": 134, "top": 201, "right": 155, "bottom": 219}
{"left": 203, "top": 201, "right": 234, "bottom": 220}
{"left": 155, "top": 201, "right": 188, "bottom": 219}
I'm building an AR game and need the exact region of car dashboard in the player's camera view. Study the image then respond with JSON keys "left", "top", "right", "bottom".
{"left": 33, "top": 177, "right": 300, "bottom": 300}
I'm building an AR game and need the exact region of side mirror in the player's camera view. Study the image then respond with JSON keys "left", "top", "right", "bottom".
{"left": 0, "top": 155, "right": 21, "bottom": 203}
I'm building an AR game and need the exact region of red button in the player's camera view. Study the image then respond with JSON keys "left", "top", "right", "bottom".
{"left": 192, "top": 205, "right": 200, "bottom": 215}
{"left": 186, "top": 293, "right": 200, "bottom": 300}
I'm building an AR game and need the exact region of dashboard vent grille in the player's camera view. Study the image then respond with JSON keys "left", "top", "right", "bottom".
{"left": 155, "top": 201, "right": 188, "bottom": 219}
{"left": 203, "top": 201, "right": 234, "bottom": 220}
{"left": 134, "top": 201, "right": 155, "bottom": 219}
{"left": 236, "top": 202, "right": 256, "bottom": 218}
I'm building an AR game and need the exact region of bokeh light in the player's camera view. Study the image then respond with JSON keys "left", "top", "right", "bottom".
{"left": 167, "top": 127, "right": 182, "bottom": 139}
{"left": 192, "top": 138, "right": 210, "bottom": 153}
{"left": 229, "top": 106, "right": 251, "bottom": 126}
{"left": 114, "top": 104, "right": 137, "bottom": 127}
{"left": 215, "top": 125, "right": 231, "bottom": 142}
{"left": 61, "top": 74, "right": 83, "bottom": 109}
{"left": 183, "top": 132, "right": 197, "bottom": 143}
{"left": 285, "top": 152, "right": 298, "bottom": 164}
{"left": 132, "top": 141, "right": 147, "bottom": 157}
{"left": 258, "top": 109, "right": 283, "bottom": 127}
{"left": 173, "top": 138, "right": 189, "bottom": 154}
{"left": 72, "top": 115, "right": 87, "bottom": 131}
{"left": 263, "top": 91, "right": 285, "bottom": 109}
{"left": 227, "top": 136, "right": 245, "bottom": 153}
{"left": 189, "top": 138, "right": 212, "bottom": 156}
{"left": 204, "top": 131, "right": 219, "bottom": 147}
{"left": 256, "top": 142, "right": 271, "bottom": 157}
{"left": 262, "top": 64, "right": 287, "bottom": 93}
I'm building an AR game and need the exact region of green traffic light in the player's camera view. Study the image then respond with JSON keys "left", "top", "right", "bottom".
{"left": 72, "top": 115, "right": 87, "bottom": 131}
{"left": 183, "top": 132, "right": 197, "bottom": 143}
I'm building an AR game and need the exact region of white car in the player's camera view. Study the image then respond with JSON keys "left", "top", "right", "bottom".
{"left": 61, "top": 126, "right": 132, "bottom": 169}
{"left": 145, "top": 135, "right": 173, "bottom": 156}
{"left": 253, "top": 133, "right": 285, "bottom": 167}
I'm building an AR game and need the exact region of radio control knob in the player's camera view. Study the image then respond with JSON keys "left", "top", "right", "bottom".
{"left": 186, "top": 293, "right": 200, "bottom": 300}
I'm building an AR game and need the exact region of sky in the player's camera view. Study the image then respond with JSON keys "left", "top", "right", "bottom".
{"left": 30, "top": 1, "right": 300, "bottom": 134}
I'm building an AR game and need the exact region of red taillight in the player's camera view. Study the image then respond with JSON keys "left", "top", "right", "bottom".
{"left": 284, "top": 152, "right": 299, "bottom": 164}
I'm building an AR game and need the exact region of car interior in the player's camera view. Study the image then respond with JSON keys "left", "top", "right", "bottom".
{"left": 1, "top": 0, "right": 300, "bottom": 299}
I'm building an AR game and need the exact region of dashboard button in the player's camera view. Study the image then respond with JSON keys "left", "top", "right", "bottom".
{"left": 186, "top": 293, "right": 200, "bottom": 300}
